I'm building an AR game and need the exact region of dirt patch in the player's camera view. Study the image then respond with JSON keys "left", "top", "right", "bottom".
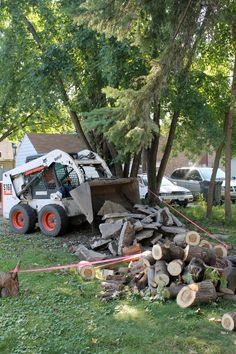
{"left": 0, "top": 218, "right": 101, "bottom": 249}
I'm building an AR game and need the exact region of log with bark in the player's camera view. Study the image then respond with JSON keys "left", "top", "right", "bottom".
{"left": 78, "top": 261, "right": 96, "bottom": 280}
{"left": 154, "top": 261, "right": 170, "bottom": 286}
{"left": 221, "top": 312, "right": 236, "bottom": 331}
{"left": 185, "top": 231, "right": 201, "bottom": 246}
{"left": 182, "top": 257, "right": 206, "bottom": 283}
{"left": 176, "top": 280, "right": 217, "bottom": 308}
{"left": 165, "top": 284, "right": 185, "bottom": 299}
{"left": 214, "top": 245, "right": 228, "bottom": 258}
{"left": 184, "top": 245, "right": 216, "bottom": 266}
{"left": 173, "top": 233, "right": 187, "bottom": 248}
{"left": 152, "top": 243, "right": 184, "bottom": 262}
{"left": 167, "top": 259, "right": 184, "bottom": 276}
{"left": 140, "top": 250, "right": 156, "bottom": 267}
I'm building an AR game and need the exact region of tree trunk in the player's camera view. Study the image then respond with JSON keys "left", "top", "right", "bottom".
{"left": 147, "top": 102, "right": 161, "bottom": 203}
{"left": 130, "top": 151, "right": 142, "bottom": 177}
{"left": 206, "top": 141, "right": 225, "bottom": 218}
{"left": 106, "top": 142, "right": 124, "bottom": 177}
{"left": 156, "top": 111, "right": 179, "bottom": 193}
{"left": 123, "top": 158, "right": 130, "bottom": 178}
{"left": 224, "top": 47, "right": 236, "bottom": 221}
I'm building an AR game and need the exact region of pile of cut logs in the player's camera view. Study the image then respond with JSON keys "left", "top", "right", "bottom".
{"left": 71, "top": 201, "right": 236, "bottom": 311}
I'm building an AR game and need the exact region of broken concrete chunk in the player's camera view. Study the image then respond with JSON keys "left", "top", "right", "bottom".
{"left": 134, "top": 204, "right": 158, "bottom": 215}
{"left": 99, "top": 220, "right": 123, "bottom": 239}
{"left": 136, "top": 230, "right": 154, "bottom": 241}
{"left": 151, "top": 234, "right": 163, "bottom": 245}
{"left": 108, "top": 241, "right": 119, "bottom": 256}
{"left": 90, "top": 239, "right": 111, "bottom": 250}
{"left": 161, "top": 226, "right": 187, "bottom": 235}
{"left": 171, "top": 213, "right": 183, "bottom": 227}
{"left": 161, "top": 207, "right": 174, "bottom": 226}
{"left": 118, "top": 221, "right": 135, "bottom": 255}
{"left": 102, "top": 212, "right": 147, "bottom": 221}
{"left": 140, "top": 216, "right": 154, "bottom": 224}
{"left": 74, "top": 245, "right": 107, "bottom": 261}
{"left": 97, "top": 201, "right": 128, "bottom": 216}
{"left": 142, "top": 222, "right": 161, "bottom": 230}
{"left": 133, "top": 220, "right": 143, "bottom": 232}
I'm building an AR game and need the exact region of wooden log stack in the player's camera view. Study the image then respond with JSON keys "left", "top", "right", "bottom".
{"left": 70, "top": 201, "right": 236, "bottom": 309}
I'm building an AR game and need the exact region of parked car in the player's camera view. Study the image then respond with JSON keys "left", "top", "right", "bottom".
{"left": 169, "top": 167, "right": 236, "bottom": 202}
{"left": 138, "top": 174, "right": 193, "bottom": 207}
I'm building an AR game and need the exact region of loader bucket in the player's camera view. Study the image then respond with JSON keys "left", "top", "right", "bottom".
{"left": 70, "top": 177, "right": 140, "bottom": 223}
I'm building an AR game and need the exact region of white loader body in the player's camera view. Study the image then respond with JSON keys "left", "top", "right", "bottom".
{"left": 2, "top": 149, "right": 139, "bottom": 236}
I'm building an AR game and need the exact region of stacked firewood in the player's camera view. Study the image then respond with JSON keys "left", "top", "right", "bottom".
{"left": 71, "top": 201, "right": 236, "bottom": 308}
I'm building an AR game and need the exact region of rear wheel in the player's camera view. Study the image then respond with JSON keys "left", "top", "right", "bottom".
{"left": 38, "top": 204, "right": 68, "bottom": 237}
{"left": 9, "top": 204, "right": 36, "bottom": 234}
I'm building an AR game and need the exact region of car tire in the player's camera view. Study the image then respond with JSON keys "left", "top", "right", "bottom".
{"left": 178, "top": 201, "right": 188, "bottom": 208}
{"left": 38, "top": 204, "right": 68, "bottom": 237}
{"left": 9, "top": 204, "right": 36, "bottom": 234}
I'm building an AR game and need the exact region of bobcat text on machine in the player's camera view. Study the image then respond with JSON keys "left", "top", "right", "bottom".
{"left": 2, "top": 149, "right": 140, "bottom": 237}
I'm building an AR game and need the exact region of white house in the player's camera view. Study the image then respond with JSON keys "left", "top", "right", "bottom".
{"left": 15, "top": 133, "right": 87, "bottom": 167}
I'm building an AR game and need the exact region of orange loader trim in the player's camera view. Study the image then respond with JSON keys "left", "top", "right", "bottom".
{"left": 24, "top": 166, "right": 44, "bottom": 176}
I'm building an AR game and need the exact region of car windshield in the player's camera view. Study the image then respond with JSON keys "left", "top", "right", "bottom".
{"left": 201, "top": 168, "right": 225, "bottom": 181}
{"left": 161, "top": 177, "right": 174, "bottom": 186}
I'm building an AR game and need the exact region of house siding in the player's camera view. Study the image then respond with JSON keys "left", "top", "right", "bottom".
{"left": 15, "top": 135, "right": 37, "bottom": 167}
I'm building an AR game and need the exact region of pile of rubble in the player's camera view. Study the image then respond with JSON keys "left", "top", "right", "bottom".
{"left": 71, "top": 201, "right": 236, "bottom": 311}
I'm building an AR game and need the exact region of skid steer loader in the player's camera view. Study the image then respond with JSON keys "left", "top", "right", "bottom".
{"left": 2, "top": 149, "right": 140, "bottom": 237}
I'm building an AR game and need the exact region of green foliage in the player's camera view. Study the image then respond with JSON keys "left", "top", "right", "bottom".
{"left": 204, "top": 267, "right": 228, "bottom": 289}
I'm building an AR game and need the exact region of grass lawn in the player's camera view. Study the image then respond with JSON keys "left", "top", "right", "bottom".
{"left": 1, "top": 203, "right": 236, "bottom": 354}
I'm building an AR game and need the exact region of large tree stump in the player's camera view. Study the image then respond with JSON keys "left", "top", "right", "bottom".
{"left": 184, "top": 245, "right": 216, "bottom": 266}
{"left": 176, "top": 280, "right": 217, "bottom": 308}
{"left": 185, "top": 231, "right": 201, "bottom": 246}
{"left": 154, "top": 261, "right": 170, "bottom": 286}
{"left": 167, "top": 259, "right": 184, "bottom": 276}
{"left": 0, "top": 262, "right": 20, "bottom": 297}
{"left": 221, "top": 312, "right": 236, "bottom": 331}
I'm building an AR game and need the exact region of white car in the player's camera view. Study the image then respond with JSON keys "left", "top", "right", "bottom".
{"left": 138, "top": 174, "right": 193, "bottom": 207}
{"left": 221, "top": 179, "right": 236, "bottom": 203}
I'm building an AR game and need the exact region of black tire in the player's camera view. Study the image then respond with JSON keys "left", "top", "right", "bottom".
{"left": 38, "top": 204, "right": 68, "bottom": 237}
{"left": 9, "top": 204, "right": 36, "bottom": 234}
{"left": 177, "top": 201, "right": 188, "bottom": 208}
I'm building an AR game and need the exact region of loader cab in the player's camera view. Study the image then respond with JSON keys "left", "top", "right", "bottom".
{"left": 26, "top": 163, "right": 80, "bottom": 199}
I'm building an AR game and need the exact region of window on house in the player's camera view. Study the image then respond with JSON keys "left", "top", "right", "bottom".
{"left": 0, "top": 151, "right": 2, "bottom": 158}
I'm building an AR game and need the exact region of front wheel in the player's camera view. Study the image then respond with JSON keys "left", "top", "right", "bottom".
{"left": 38, "top": 204, "right": 68, "bottom": 237}
{"left": 9, "top": 204, "right": 36, "bottom": 234}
